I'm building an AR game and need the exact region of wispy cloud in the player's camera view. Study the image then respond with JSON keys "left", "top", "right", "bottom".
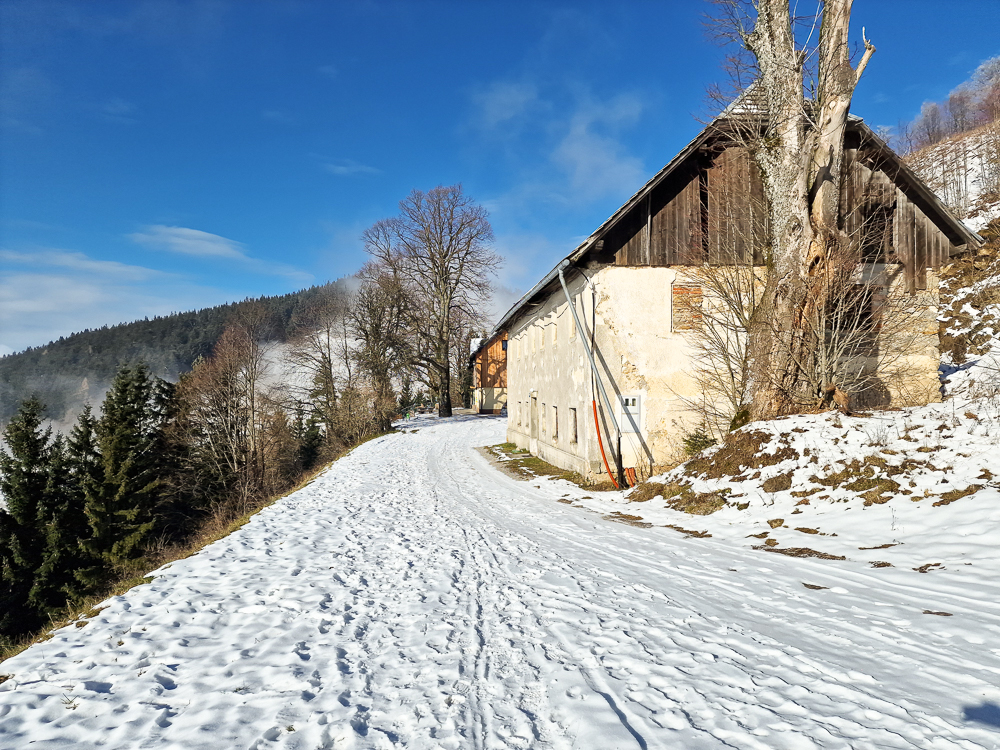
{"left": 128, "top": 225, "right": 312, "bottom": 282}
{"left": 323, "top": 159, "right": 382, "bottom": 177}
{"left": 551, "top": 92, "right": 645, "bottom": 201}
{"left": 262, "top": 109, "right": 295, "bottom": 124}
{"left": 130, "top": 225, "right": 249, "bottom": 260}
{"left": 101, "top": 96, "right": 138, "bottom": 124}
{"left": 0, "top": 246, "right": 221, "bottom": 355}
{"left": 471, "top": 80, "right": 540, "bottom": 131}
{"left": 0, "top": 248, "right": 165, "bottom": 282}
{"left": 0, "top": 66, "right": 55, "bottom": 134}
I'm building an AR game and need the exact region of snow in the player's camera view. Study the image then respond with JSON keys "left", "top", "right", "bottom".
{"left": 2, "top": 414, "right": 1000, "bottom": 748}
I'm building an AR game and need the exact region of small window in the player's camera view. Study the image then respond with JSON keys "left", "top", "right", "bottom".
{"left": 553, "top": 406, "right": 558, "bottom": 440}
{"left": 517, "top": 401, "right": 522, "bottom": 426}
{"left": 569, "top": 408, "right": 578, "bottom": 443}
{"left": 552, "top": 321, "right": 558, "bottom": 345}
{"left": 541, "top": 404, "right": 546, "bottom": 434}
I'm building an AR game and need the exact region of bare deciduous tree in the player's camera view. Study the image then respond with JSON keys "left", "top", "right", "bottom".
{"left": 363, "top": 185, "right": 499, "bottom": 417}
{"left": 710, "top": 0, "right": 876, "bottom": 418}
{"left": 351, "top": 267, "right": 411, "bottom": 432}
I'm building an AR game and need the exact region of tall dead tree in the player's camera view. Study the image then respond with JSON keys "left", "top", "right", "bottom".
{"left": 363, "top": 185, "right": 498, "bottom": 417}
{"left": 714, "top": 0, "right": 875, "bottom": 418}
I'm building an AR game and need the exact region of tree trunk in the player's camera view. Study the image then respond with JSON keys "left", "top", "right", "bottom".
{"left": 745, "top": 0, "right": 874, "bottom": 419}
{"left": 437, "top": 336, "right": 452, "bottom": 417}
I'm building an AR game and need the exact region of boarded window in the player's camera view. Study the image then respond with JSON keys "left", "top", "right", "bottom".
{"left": 570, "top": 408, "right": 578, "bottom": 443}
{"left": 672, "top": 284, "right": 703, "bottom": 330}
{"left": 552, "top": 406, "right": 558, "bottom": 439}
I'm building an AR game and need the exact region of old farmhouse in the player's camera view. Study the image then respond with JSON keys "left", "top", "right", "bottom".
{"left": 488, "top": 114, "right": 982, "bottom": 487}
{"left": 470, "top": 331, "right": 508, "bottom": 414}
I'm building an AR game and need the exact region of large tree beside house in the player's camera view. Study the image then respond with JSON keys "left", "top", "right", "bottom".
{"left": 713, "top": 0, "right": 878, "bottom": 418}
{"left": 362, "top": 185, "right": 499, "bottom": 417}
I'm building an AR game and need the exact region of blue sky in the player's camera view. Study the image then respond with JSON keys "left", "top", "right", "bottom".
{"left": 2, "top": 0, "right": 998, "bottom": 355}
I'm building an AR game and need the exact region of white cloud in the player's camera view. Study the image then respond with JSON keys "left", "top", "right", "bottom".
{"left": 472, "top": 80, "right": 539, "bottom": 131}
{"left": 323, "top": 159, "right": 382, "bottom": 177}
{"left": 0, "top": 248, "right": 163, "bottom": 281}
{"left": 127, "top": 225, "right": 312, "bottom": 282}
{"left": 551, "top": 93, "right": 646, "bottom": 201}
{"left": 129, "top": 224, "right": 250, "bottom": 260}
{"left": 0, "top": 248, "right": 227, "bottom": 354}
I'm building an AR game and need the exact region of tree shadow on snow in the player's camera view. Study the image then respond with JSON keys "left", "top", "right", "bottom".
{"left": 963, "top": 702, "right": 1000, "bottom": 728}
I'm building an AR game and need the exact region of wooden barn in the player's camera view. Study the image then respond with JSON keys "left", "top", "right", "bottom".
{"left": 470, "top": 331, "right": 507, "bottom": 414}
{"left": 492, "top": 114, "right": 982, "bottom": 485}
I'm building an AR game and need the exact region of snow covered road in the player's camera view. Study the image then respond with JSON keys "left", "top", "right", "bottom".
{"left": 2, "top": 415, "right": 999, "bottom": 749}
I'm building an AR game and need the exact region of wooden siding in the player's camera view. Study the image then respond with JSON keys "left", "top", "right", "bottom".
{"left": 611, "top": 135, "right": 963, "bottom": 288}
{"left": 476, "top": 334, "right": 507, "bottom": 389}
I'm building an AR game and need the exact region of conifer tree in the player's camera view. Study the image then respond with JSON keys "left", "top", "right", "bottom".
{"left": 0, "top": 397, "right": 52, "bottom": 635}
{"left": 31, "top": 408, "right": 100, "bottom": 609}
{"left": 77, "top": 365, "right": 164, "bottom": 589}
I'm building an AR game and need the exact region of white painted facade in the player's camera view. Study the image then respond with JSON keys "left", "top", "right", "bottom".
{"left": 506, "top": 266, "right": 704, "bottom": 481}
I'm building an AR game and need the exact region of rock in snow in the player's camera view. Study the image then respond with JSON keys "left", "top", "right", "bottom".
{"left": 1, "top": 415, "right": 999, "bottom": 748}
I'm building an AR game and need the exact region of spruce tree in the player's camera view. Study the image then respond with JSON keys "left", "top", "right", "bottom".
{"left": 77, "top": 365, "right": 164, "bottom": 589}
{"left": 0, "top": 397, "right": 52, "bottom": 636}
{"left": 31, "top": 408, "right": 100, "bottom": 609}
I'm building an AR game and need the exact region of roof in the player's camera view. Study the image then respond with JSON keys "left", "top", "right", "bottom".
{"left": 483, "top": 107, "right": 983, "bottom": 343}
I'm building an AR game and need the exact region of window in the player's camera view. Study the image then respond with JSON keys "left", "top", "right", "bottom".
{"left": 553, "top": 406, "right": 558, "bottom": 440}
{"left": 569, "top": 408, "right": 578, "bottom": 443}
{"left": 517, "top": 401, "right": 522, "bottom": 426}
{"left": 552, "top": 320, "right": 558, "bottom": 345}
{"left": 541, "top": 404, "right": 546, "bottom": 435}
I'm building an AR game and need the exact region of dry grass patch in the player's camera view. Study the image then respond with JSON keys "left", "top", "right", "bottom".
{"left": 932, "top": 484, "right": 983, "bottom": 506}
{"left": 663, "top": 525, "right": 712, "bottom": 538}
{"left": 754, "top": 545, "right": 846, "bottom": 560}
{"left": 483, "top": 444, "right": 590, "bottom": 488}
{"left": 684, "top": 430, "right": 798, "bottom": 480}
{"left": 604, "top": 512, "right": 653, "bottom": 528}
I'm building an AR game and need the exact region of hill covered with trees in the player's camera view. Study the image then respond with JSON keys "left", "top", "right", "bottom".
{"left": 0, "top": 281, "right": 352, "bottom": 425}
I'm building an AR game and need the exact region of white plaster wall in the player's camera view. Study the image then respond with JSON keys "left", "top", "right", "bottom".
{"left": 505, "top": 263, "right": 944, "bottom": 482}
{"left": 506, "top": 267, "right": 703, "bottom": 481}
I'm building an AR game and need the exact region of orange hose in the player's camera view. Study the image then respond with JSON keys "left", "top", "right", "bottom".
{"left": 593, "top": 399, "right": 620, "bottom": 489}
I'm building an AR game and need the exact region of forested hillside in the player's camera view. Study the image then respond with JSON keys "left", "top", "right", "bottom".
{"left": 0, "top": 280, "right": 352, "bottom": 425}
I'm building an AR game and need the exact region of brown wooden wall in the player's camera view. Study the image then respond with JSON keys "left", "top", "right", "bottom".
{"left": 476, "top": 333, "right": 507, "bottom": 389}
{"left": 610, "top": 136, "right": 963, "bottom": 292}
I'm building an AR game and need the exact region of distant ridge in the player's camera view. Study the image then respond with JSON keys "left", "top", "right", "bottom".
{"left": 0, "top": 279, "right": 351, "bottom": 424}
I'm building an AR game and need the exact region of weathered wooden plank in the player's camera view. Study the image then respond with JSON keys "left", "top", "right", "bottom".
{"left": 914, "top": 209, "right": 927, "bottom": 290}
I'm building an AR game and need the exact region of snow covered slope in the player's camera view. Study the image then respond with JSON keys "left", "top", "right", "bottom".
{"left": 2, "top": 415, "right": 999, "bottom": 748}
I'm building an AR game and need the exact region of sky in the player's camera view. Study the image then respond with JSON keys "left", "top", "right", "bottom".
{"left": 1, "top": 0, "right": 999, "bottom": 356}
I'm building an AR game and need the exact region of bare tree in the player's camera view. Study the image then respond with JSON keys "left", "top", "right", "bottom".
{"left": 362, "top": 185, "right": 499, "bottom": 417}
{"left": 351, "top": 266, "right": 411, "bottom": 432}
{"left": 709, "top": 0, "right": 876, "bottom": 418}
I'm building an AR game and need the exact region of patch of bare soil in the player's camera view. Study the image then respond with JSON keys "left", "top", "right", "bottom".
{"left": 479, "top": 444, "right": 593, "bottom": 489}
{"left": 914, "top": 562, "right": 945, "bottom": 573}
{"left": 923, "top": 610, "right": 953, "bottom": 616}
{"left": 932, "top": 484, "right": 983, "bottom": 506}
{"left": 663, "top": 525, "right": 712, "bottom": 538}
{"left": 802, "top": 583, "right": 828, "bottom": 590}
{"left": 753, "top": 546, "right": 846, "bottom": 560}
{"left": 604, "top": 512, "right": 653, "bottom": 528}
{"left": 684, "top": 430, "right": 799, "bottom": 480}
